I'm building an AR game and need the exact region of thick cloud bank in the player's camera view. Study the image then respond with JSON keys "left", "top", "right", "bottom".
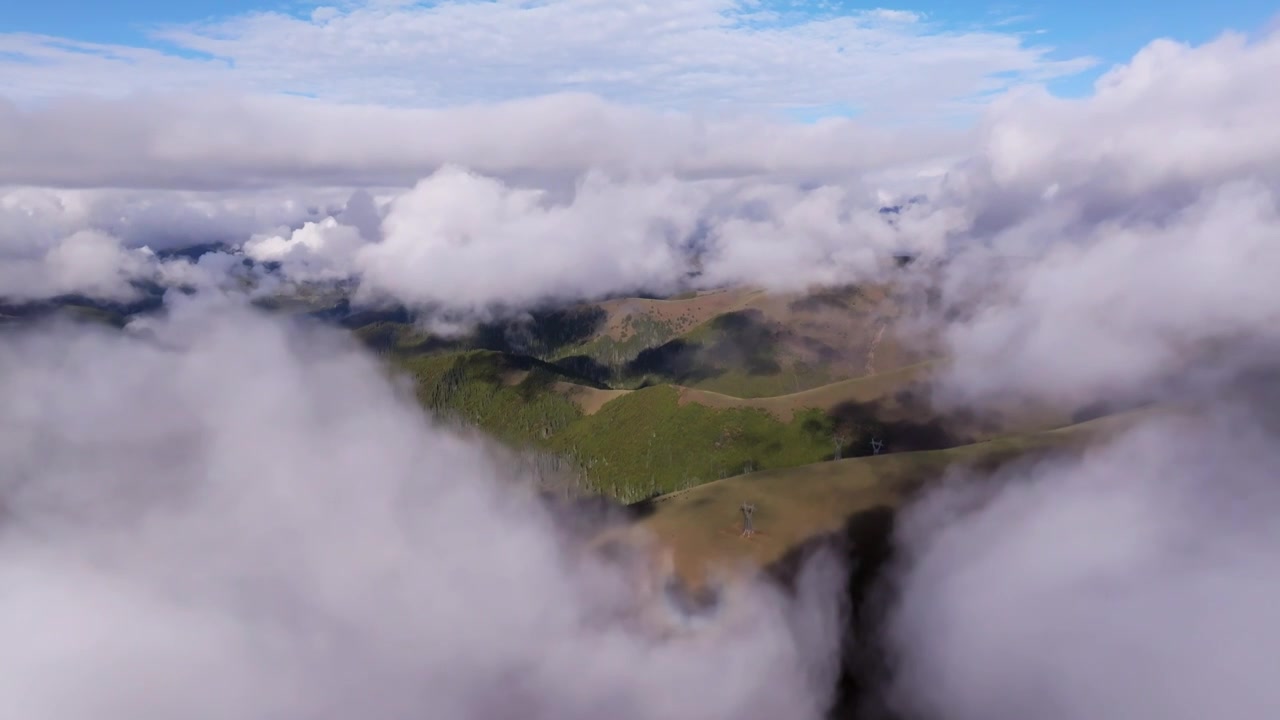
{"left": 0, "top": 93, "right": 956, "bottom": 189}
{"left": 0, "top": 299, "right": 844, "bottom": 720}
{"left": 3, "top": 29, "right": 1278, "bottom": 316}
{"left": 888, "top": 386, "right": 1280, "bottom": 720}
{"left": 940, "top": 180, "right": 1280, "bottom": 407}
{"left": 881, "top": 30, "right": 1280, "bottom": 709}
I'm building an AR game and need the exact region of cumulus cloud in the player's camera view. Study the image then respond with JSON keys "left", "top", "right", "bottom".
{"left": 878, "top": 27, "right": 1280, "bottom": 411}
{"left": 0, "top": 185, "right": 366, "bottom": 302}
{"left": 346, "top": 166, "right": 957, "bottom": 310}
{"left": 875, "top": 26, "right": 1280, "bottom": 720}
{"left": 0, "top": 230, "right": 156, "bottom": 302}
{"left": 356, "top": 167, "right": 705, "bottom": 308}
{"left": 337, "top": 22, "right": 1280, "bottom": 312}
{"left": 940, "top": 180, "right": 1280, "bottom": 406}
{"left": 0, "top": 184, "right": 353, "bottom": 250}
{"left": 943, "top": 27, "right": 1280, "bottom": 243}
{"left": 1, "top": 26, "right": 1277, "bottom": 330}
{"left": 0, "top": 297, "right": 846, "bottom": 719}
{"left": 887, "top": 388, "right": 1280, "bottom": 720}
{"left": 245, "top": 218, "right": 366, "bottom": 283}
{"left": 362, "top": 166, "right": 954, "bottom": 310}
{"left": 699, "top": 181, "right": 959, "bottom": 290}
{"left": 983, "top": 31, "right": 1280, "bottom": 197}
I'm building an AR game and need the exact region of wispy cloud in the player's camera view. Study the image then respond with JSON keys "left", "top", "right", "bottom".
{"left": 0, "top": 0, "right": 1091, "bottom": 118}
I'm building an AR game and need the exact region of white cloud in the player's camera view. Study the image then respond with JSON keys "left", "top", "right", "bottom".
{"left": 867, "top": 9, "right": 923, "bottom": 23}
{"left": 347, "top": 167, "right": 965, "bottom": 310}
{"left": 0, "top": 298, "right": 846, "bottom": 719}
{"left": 0, "top": 1, "right": 1091, "bottom": 117}
{"left": 355, "top": 166, "right": 711, "bottom": 308}
{"left": 335, "top": 22, "right": 1280, "bottom": 315}
{"left": 941, "top": 181, "right": 1280, "bottom": 406}
{"left": 0, "top": 92, "right": 962, "bottom": 189}
{"left": 0, "top": 185, "right": 366, "bottom": 301}
{"left": 929, "top": 28, "right": 1280, "bottom": 407}
{"left": 0, "top": 185, "right": 352, "bottom": 249}
{"left": 875, "top": 38, "right": 1280, "bottom": 716}
{"left": 977, "top": 31, "right": 1280, "bottom": 201}
{"left": 0, "top": 230, "right": 154, "bottom": 302}
{"left": 889, "top": 402, "right": 1280, "bottom": 720}
{"left": 0, "top": 25, "right": 1277, "bottom": 330}
{"left": 245, "top": 217, "right": 366, "bottom": 282}
{"left": 699, "top": 181, "right": 960, "bottom": 290}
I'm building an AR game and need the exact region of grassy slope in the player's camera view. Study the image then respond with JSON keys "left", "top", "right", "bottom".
{"left": 565, "top": 288, "right": 763, "bottom": 356}
{"left": 606, "top": 409, "right": 1156, "bottom": 586}
{"left": 679, "top": 364, "right": 836, "bottom": 399}
{"left": 674, "top": 290, "right": 921, "bottom": 396}
{"left": 551, "top": 386, "right": 836, "bottom": 499}
{"left": 398, "top": 345, "right": 1101, "bottom": 502}
{"left": 538, "top": 284, "right": 924, "bottom": 398}
{"left": 676, "top": 361, "right": 934, "bottom": 420}
{"left": 559, "top": 361, "right": 931, "bottom": 419}
{"left": 368, "top": 286, "right": 1091, "bottom": 505}
{"left": 566, "top": 358, "right": 1075, "bottom": 456}
{"left": 397, "top": 350, "right": 845, "bottom": 501}
{"left": 396, "top": 350, "right": 586, "bottom": 445}
{"left": 346, "top": 283, "right": 929, "bottom": 402}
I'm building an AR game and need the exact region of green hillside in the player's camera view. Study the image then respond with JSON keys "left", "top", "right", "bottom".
{"left": 393, "top": 344, "right": 1100, "bottom": 503}
{"left": 354, "top": 283, "right": 929, "bottom": 398}
{"left": 395, "top": 349, "right": 870, "bottom": 501}
{"left": 329, "top": 285, "right": 1125, "bottom": 507}
{"left": 603, "top": 408, "right": 1157, "bottom": 586}
{"left": 398, "top": 350, "right": 587, "bottom": 444}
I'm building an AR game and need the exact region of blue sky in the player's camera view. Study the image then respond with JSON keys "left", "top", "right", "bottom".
{"left": 972, "top": 0, "right": 1280, "bottom": 95}
{"left": 8, "top": 0, "right": 1274, "bottom": 64}
{"left": 1, "top": 0, "right": 1276, "bottom": 118}
{"left": 3, "top": 0, "right": 287, "bottom": 42}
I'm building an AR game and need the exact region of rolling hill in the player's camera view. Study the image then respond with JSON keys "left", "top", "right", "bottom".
{"left": 393, "top": 340, "right": 1103, "bottom": 503}
{"left": 346, "top": 282, "right": 933, "bottom": 394}
{"left": 585, "top": 405, "right": 1167, "bottom": 720}
{"left": 355, "top": 280, "right": 1125, "bottom": 504}
{"left": 396, "top": 349, "right": 847, "bottom": 500}
{"left": 594, "top": 408, "right": 1155, "bottom": 589}
{"left": 6, "top": 280, "right": 1130, "bottom": 511}
{"left": 547, "top": 284, "right": 933, "bottom": 396}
